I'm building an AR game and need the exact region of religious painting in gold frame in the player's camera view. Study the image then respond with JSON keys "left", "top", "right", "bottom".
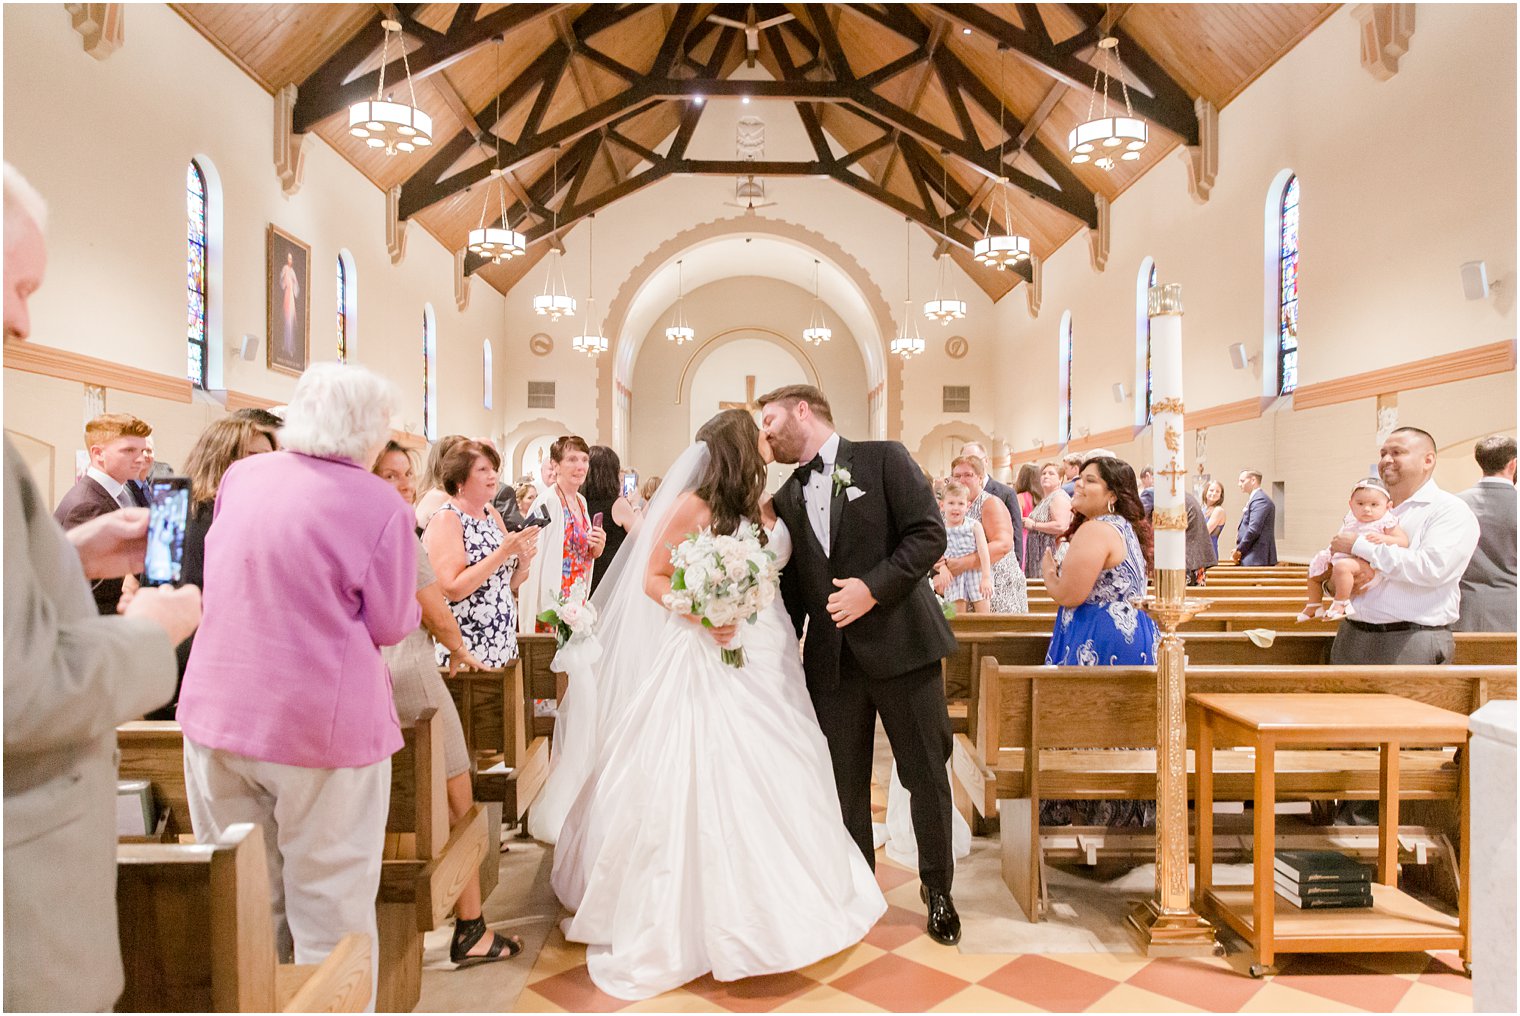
{"left": 266, "top": 225, "right": 311, "bottom": 376}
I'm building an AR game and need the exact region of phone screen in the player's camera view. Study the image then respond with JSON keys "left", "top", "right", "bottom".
{"left": 621, "top": 471, "right": 638, "bottom": 499}
{"left": 143, "top": 477, "right": 191, "bottom": 587}
{"left": 592, "top": 511, "right": 604, "bottom": 529}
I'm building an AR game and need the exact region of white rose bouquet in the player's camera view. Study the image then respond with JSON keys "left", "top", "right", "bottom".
{"left": 662, "top": 523, "right": 779, "bottom": 667}
{"left": 536, "top": 585, "right": 602, "bottom": 672}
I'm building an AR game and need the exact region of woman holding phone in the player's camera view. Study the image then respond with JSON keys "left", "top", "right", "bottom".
{"left": 519, "top": 435, "right": 606, "bottom": 629}
{"left": 584, "top": 445, "right": 640, "bottom": 594}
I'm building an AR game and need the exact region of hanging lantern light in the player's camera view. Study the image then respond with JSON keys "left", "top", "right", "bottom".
{"left": 1068, "top": 33, "right": 1147, "bottom": 171}
{"left": 463, "top": 39, "right": 523, "bottom": 264}
{"left": 925, "top": 157, "right": 967, "bottom": 323}
{"left": 803, "top": 259, "right": 831, "bottom": 345}
{"left": 665, "top": 260, "right": 694, "bottom": 344}
{"left": 347, "top": 19, "right": 433, "bottom": 155}
{"left": 570, "top": 214, "right": 607, "bottom": 356}
{"left": 972, "top": 46, "right": 1032, "bottom": 271}
{"left": 891, "top": 219, "right": 925, "bottom": 360}
{"left": 533, "top": 145, "right": 576, "bottom": 319}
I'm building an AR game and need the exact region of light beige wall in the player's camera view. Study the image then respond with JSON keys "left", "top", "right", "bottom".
{"left": 3, "top": 3, "right": 506, "bottom": 507}
{"left": 991, "top": 3, "right": 1516, "bottom": 561}
{"left": 628, "top": 276, "right": 868, "bottom": 476}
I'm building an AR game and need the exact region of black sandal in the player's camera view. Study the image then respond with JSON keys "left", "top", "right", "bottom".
{"left": 449, "top": 916, "right": 523, "bottom": 968}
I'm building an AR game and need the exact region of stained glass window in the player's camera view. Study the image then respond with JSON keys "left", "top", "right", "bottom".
{"left": 186, "top": 162, "right": 208, "bottom": 388}
{"left": 1278, "top": 175, "right": 1300, "bottom": 395}
{"left": 336, "top": 256, "right": 348, "bottom": 362}
{"left": 1059, "top": 311, "right": 1073, "bottom": 444}
{"left": 1144, "top": 260, "right": 1158, "bottom": 423}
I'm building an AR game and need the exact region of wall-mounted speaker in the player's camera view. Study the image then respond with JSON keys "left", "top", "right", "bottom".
{"left": 1111, "top": 382, "right": 1128, "bottom": 402}
{"left": 239, "top": 334, "right": 260, "bottom": 361}
{"left": 1461, "top": 260, "right": 1490, "bottom": 301}
{"left": 1228, "top": 342, "right": 1249, "bottom": 370}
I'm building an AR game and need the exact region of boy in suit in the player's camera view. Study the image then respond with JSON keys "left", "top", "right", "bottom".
{"left": 53, "top": 412, "right": 153, "bottom": 613}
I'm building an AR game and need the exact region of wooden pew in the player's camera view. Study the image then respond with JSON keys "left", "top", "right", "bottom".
{"left": 952, "top": 612, "right": 1339, "bottom": 634}
{"left": 443, "top": 633, "right": 556, "bottom": 822}
{"left": 117, "top": 822, "right": 370, "bottom": 1012}
{"left": 954, "top": 661, "right": 1517, "bottom": 922}
{"left": 117, "top": 711, "right": 486, "bottom": 1013}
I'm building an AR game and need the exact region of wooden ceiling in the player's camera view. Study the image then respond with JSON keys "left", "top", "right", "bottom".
{"left": 173, "top": 3, "right": 1337, "bottom": 299}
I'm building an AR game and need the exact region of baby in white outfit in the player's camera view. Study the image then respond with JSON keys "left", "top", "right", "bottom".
{"left": 1299, "top": 477, "right": 1409, "bottom": 621}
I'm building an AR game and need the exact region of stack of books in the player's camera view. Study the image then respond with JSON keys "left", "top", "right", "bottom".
{"left": 1273, "top": 850, "right": 1374, "bottom": 909}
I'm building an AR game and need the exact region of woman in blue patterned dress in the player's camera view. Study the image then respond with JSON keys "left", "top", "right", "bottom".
{"left": 1038, "top": 455, "right": 1158, "bottom": 826}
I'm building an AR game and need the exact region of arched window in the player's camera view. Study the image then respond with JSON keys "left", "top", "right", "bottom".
{"left": 1058, "top": 310, "right": 1073, "bottom": 445}
{"left": 1277, "top": 175, "right": 1300, "bottom": 394}
{"left": 186, "top": 162, "right": 209, "bottom": 388}
{"left": 482, "top": 339, "right": 493, "bottom": 410}
{"left": 335, "top": 255, "right": 348, "bottom": 362}
{"left": 422, "top": 305, "right": 437, "bottom": 440}
{"left": 1137, "top": 258, "right": 1158, "bottom": 426}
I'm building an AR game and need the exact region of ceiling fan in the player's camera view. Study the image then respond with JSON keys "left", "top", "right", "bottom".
{"left": 706, "top": 4, "right": 796, "bottom": 68}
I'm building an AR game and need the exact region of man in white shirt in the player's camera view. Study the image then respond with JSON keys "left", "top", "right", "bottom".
{"left": 1327, "top": 427, "right": 1480, "bottom": 665}
{"left": 1456, "top": 435, "right": 1517, "bottom": 632}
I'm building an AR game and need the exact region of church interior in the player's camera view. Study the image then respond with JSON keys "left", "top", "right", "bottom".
{"left": 3, "top": 2, "right": 1516, "bottom": 1013}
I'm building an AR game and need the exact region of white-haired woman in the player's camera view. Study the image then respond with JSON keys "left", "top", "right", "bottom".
{"left": 177, "top": 364, "right": 420, "bottom": 1006}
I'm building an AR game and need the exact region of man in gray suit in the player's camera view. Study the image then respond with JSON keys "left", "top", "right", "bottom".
{"left": 1233, "top": 469, "right": 1278, "bottom": 565}
{"left": 1457, "top": 435, "right": 1517, "bottom": 632}
{"left": 3, "top": 163, "right": 202, "bottom": 1012}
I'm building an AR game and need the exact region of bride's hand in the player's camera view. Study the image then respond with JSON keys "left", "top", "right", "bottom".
{"left": 707, "top": 622, "right": 738, "bottom": 647}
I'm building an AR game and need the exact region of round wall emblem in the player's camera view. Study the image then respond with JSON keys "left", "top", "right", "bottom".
{"left": 945, "top": 335, "right": 969, "bottom": 359}
{"left": 529, "top": 333, "right": 553, "bottom": 356}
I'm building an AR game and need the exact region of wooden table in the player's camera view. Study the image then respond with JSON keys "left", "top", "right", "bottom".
{"left": 1190, "top": 693, "right": 1470, "bottom": 977}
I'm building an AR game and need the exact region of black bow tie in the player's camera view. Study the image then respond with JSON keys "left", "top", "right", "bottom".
{"left": 794, "top": 455, "right": 825, "bottom": 484}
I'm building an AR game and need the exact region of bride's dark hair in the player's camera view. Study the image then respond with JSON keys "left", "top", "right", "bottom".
{"left": 695, "top": 409, "right": 768, "bottom": 545}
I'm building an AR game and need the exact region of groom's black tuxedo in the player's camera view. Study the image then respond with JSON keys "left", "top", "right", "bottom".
{"left": 772, "top": 435, "right": 958, "bottom": 891}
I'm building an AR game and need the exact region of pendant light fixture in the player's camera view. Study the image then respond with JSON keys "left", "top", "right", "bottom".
{"left": 466, "top": 37, "right": 524, "bottom": 262}
{"left": 665, "top": 260, "right": 694, "bottom": 344}
{"left": 891, "top": 218, "right": 925, "bottom": 360}
{"left": 1067, "top": 13, "right": 1147, "bottom": 170}
{"left": 973, "top": 45, "right": 1033, "bottom": 270}
{"left": 803, "top": 259, "right": 831, "bottom": 345}
{"left": 348, "top": 19, "right": 433, "bottom": 155}
{"left": 533, "top": 144, "right": 576, "bottom": 320}
{"left": 571, "top": 214, "right": 607, "bottom": 357}
{"left": 924, "top": 155, "right": 967, "bottom": 324}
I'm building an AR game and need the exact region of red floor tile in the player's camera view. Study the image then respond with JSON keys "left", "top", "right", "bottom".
{"left": 1125, "top": 958, "right": 1265, "bottom": 1012}
{"left": 831, "top": 953, "right": 972, "bottom": 1012}
{"left": 683, "top": 970, "right": 821, "bottom": 1012}
{"left": 1273, "top": 954, "right": 1413, "bottom": 1010}
{"left": 528, "top": 962, "right": 634, "bottom": 1013}
{"left": 978, "top": 954, "right": 1120, "bottom": 1012}
{"left": 1418, "top": 952, "right": 1473, "bottom": 996}
{"left": 863, "top": 904, "right": 927, "bottom": 952}
{"left": 874, "top": 863, "right": 918, "bottom": 893}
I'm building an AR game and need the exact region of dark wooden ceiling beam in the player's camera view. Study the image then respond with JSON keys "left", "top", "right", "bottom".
{"left": 292, "top": 3, "right": 570, "bottom": 133}
{"left": 805, "top": 4, "right": 852, "bottom": 81}
{"left": 765, "top": 23, "right": 834, "bottom": 167}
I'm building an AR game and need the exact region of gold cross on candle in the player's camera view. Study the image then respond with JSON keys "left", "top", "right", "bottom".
{"left": 720, "top": 375, "right": 759, "bottom": 412}
{"left": 1158, "top": 460, "right": 1187, "bottom": 496}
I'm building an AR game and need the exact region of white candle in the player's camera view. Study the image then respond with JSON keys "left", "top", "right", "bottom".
{"left": 1148, "top": 284, "right": 1186, "bottom": 571}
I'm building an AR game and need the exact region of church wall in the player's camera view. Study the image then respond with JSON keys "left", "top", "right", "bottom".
{"left": 627, "top": 276, "right": 868, "bottom": 478}
{"left": 2, "top": 3, "right": 506, "bottom": 507}
{"left": 991, "top": 3, "right": 1516, "bottom": 560}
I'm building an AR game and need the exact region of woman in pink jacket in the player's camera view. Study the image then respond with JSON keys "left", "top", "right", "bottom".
{"left": 177, "top": 364, "right": 419, "bottom": 1007}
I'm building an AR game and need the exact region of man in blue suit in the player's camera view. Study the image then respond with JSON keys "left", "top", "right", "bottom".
{"left": 1233, "top": 469, "right": 1278, "bottom": 565}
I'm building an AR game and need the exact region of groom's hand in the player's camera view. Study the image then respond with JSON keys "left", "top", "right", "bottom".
{"left": 827, "top": 578, "right": 877, "bottom": 627}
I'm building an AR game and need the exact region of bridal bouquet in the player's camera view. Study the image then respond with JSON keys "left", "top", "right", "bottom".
{"left": 663, "top": 523, "right": 779, "bottom": 667}
{"left": 537, "top": 586, "right": 602, "bottom": 673}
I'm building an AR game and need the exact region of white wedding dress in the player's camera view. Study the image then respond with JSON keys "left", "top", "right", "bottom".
{"left": 550, "top": 515, "right": 886, "bottom": 1001}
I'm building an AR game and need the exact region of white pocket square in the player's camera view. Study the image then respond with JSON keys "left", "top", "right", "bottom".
{"left": 846, "top": 486, "right": 866, "bottom": 501}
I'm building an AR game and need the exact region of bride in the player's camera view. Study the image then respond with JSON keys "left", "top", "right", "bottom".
{"left": 549, "top": 409, "right": 886, "bottom": 1001}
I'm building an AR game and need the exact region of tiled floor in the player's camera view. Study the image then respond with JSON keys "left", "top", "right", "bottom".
{"left": 513, "top": 848, "right": 1473, "bottom": 1014}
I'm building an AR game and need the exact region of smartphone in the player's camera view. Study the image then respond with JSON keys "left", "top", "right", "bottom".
{"left": 592, "top": 511, "right": 604, "bottom": 529}
{"left": 142, "top": 477, "right": 191, "bottom": 586}
{"left": 620, "top": 471, "right": 639, "bottom": 499}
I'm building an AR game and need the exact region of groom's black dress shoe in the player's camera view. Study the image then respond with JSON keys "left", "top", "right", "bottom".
{"left": 921, "top": 885, "right": 962, "bottom": 946}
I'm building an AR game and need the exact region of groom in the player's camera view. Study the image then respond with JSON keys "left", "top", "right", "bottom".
{"left": 757, "top": 384, "right": 961, "bottom": 946}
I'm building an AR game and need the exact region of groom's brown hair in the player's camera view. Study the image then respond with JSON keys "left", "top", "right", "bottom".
{"left": 756, "top": 383, "right": 833, "bottom": 425}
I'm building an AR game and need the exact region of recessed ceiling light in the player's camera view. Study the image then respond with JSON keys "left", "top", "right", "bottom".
{"left": 694, "top": 95, "right": 705, "bottom": 105}
{"left": 962, "top": 27, "right": 972, "bottom": 35}
{"left": 741, "top": 96, "right": 750, "bottom": 104}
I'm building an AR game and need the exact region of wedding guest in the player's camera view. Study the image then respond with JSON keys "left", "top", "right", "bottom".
{"left": 1139, "top": 466, "right": 1154, "bottom": 490}
{"left": 1203, "top": 480, "right": 1226, "bottom": 557}
{"left": 177, "top": 364, "right": 418, "bottom": 1006}
{"left": 960, "top": 441, "right": 1023, "bottom": 568}
{"left": 639, "top": 474, "right": 662, "bottom": 509}
{"left": 1457, "top": 434, "right": 1517, "bottom": 632}
{"left": 1140, "top": 485, "right": 1218, "bottom": 585}
{"left": 144, "top": 415, "right": 277, "bottom": 720}
{"left": 1039, "top": 455, "right": 1158, "bottom": 826}
{"left": 230, "top": 406, "right": 285, "bottom": 437}
{"left": 4, "top": 161, "right": 202, "bottom": 1013}
{"left": 53, "top": 412, "right": 154, "bottom": 614}
{"left": 128, "top": 434, "right": 156, "bottom": 506}
{"left": 939, "top": 480, "right": 993, "bottom": 614}
{"left": 943, "top": 455, "right": 1026, "bottom": 612}
{"left": 1059, "top": 452, "right": 1084, "bottom": 496}
{"left": 1023, "top": 461, "right": 1073, "bottom": 578}
{"left": 372, "top": 441, "right": 523, "bottom": 967}
{"left": 1233, "top": 469, "right": 1278, "bottom": 565}
{"left": 424, "top": 441, "right": 539, "bottom": 668}
{"left": 1326, "top": 427, "right": 1479, "bottom": 665}
{"left": 585, "top": 445, "right": 640, "bottom": 594}
{"left": 517, "top": 482, "right": 538, "bottom": 517}
{"left": 1012, "top": 463, "right": 1040, "bottom": 564}
{"left": 415, "top": 434, "right": 468, "bottom": 529}
{"left": 520, "top": 436, "right": 606, "bottom": 631}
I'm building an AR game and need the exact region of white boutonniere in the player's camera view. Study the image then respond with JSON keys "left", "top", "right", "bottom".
{"left": 832, "top": 467, "right": 853, "bottom": 497}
